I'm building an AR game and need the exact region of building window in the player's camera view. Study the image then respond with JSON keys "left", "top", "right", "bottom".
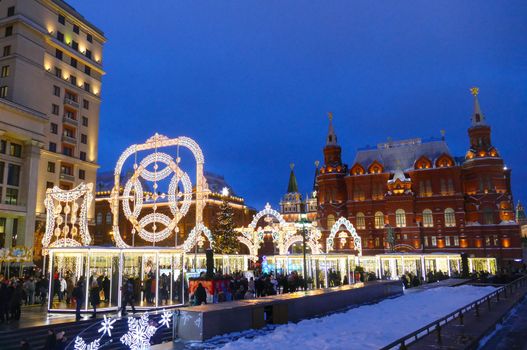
{"left": 47, "top": 162, "right": 55, "bottom": 173}
{"left": 82, "top": 116, "right": 88, "bottom": 126}
{"left": 60, "top": 164, "right": 73, "bottom": 176}
{"left": 50, "top": 122, "right": 58, "bottom": 134}
{"left": 374, "top": 211, "right": 384, "bottom": 229}
{"left": 422, "top": 209, "right": 433, "bottom": 227}
{"left": 52, "top": 104, "right": 59, "bottom": 115}
{"left": 5, "top": 26, "right": 13, "bottom": 37}
{"left": 9, "top": 143, "right": 21, "bottom": 157}
{"left": 80, "top": 151, "right": 86, "bottom": 161}
{"left": 49, "top": 142, "right": 57, "bottom": 152}
{"left": 445, "top": 236, "right": 451, "bottom": 246}
{"left": 63, "top": 145, "right": 73, "bottom": 157}
{"left": 81, "top": 134, "right": 87, "bottom": 144}
{"left": 454, "top": 236, "right": 459, "bottom": 246}
{"left": 57, "top": 31, "right": 64, "bottom": 42}
{"left": 7, "top": 164, "right": 20, "bottom": 186}
{"left": 0, "top": 161, "right": 3, "bottom": 182}
{"left": 105, "top": 212, "right": 112, "bottom": 224}
{"left": 55, "top": 49, "right": 63, "bottom": 60}
{"left": 11, "top": 218, "right": 17, "bottom": 246}
{"left": 0, "top": 86, "right": 8, "bottom": 98}
{"left": 83, "top": 99, "right": 89, "bottom": 109}
{"left": 431, "top": 236, "right": 437, "bottom": 246}
{"left": 7, "top": 6, "right": 15, "bottom": 17}
{"left": 483, "top": 208, "right": 494, "bottom": 225}
{"left": 85, "top": 49, "right": 92, "bottom": 59}
{"left": 87, "top": 33, "right": 92, "bottom": 43}
{"left": 447, "top": 178, "right": 454, "bottom": 194}
{"left": 423, "top": 236, "right": 428, "bottom": 247}
{"left": 58, "top": 14, "right": 65, "bottom": 25}
{"left": 84, "top": 66, "right": 91, "bottom": 76}
{"left": 53, "top": 85, "right": 60, "bottom": 97}
{"left": 79, "top": 169, "right": 85, "bottom": 180}
{"left": 3, "top": 45, "right": 10, "bottom": 57}
{"left": 55, "top": 67, "right": 62, "bottom": 78}
{"left": 1, "top": 65, "right": 9, "bottom": 78}
{"left": 5, "top": 188, "right": 18, "bottom": 205}
{"left": 70, "top": 75, "right": 76, "bottom": 85}
{"left": 444, "top": 208, "right": 456, "bottom": 227}
{"left": 46, "top": 181, "right": 54, "bottom": 189}
{"left": 395, "top": 209, "right": 406, "bottom": 228}
{"left": 0, "top": 140, "right": 4, "bottom": 153}
{"left": 84, "top": 82, "right": 90, "bottom": 92}
{"left": 72, "top": 40, "right": 78, "bottom": 51}
{"left": 73, "top": 24, "right": 79, "bottom": 34}
{"left": 356, "top": 212, "right": 365, "bottom": 230}
{"left": 70, "top": 57, "right": 77, "bottom": 68}
{"left": 96, "top": 212, "right": 102, "bottom": 225}
{"left": 0, "top": 217, "right": 5, "bottom": 247}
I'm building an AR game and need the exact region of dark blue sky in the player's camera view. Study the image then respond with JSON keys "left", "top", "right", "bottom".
{"left": 69, "top": 0, "right": 527, "bottom": 210}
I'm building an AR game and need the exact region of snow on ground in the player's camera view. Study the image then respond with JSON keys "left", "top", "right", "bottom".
{"left": 217, "top": 285, "right": 496, "bottom": 350}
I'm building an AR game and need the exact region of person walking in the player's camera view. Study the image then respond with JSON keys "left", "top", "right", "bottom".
{"left": 10, "top": 282, "right": 23, "bottom": 320}
{"left": 66, "top": 275, "right": 74, "bottom": 305}
{"left": 59, "top": 276, "right": 67, "bottom": 304}
{"left": 89, "top": 280, "right": 100, "bottom": 318}
{"left": 72, "top": 279, "right": 85, "bottom": 321}
{"left": 120, "top": 278, "right": 136, "bottom": 316}
{"left": 102, "top": 275, "right": 110, "bottom": 303}
{"left": 194, "top": 283, "right": 207, "bottom": 305}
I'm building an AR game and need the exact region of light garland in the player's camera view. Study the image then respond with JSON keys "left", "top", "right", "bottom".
{"left": 112, "top": 134, "right": 206, "bottom": 247}
{"left": 182, "top": 223, "right": 213, "bottom": 252}
{"left": 42, "top": 182, "right": 93, "bottom": 251}
{"left": 327, "top": 217, "right": 362, "bottom": 255}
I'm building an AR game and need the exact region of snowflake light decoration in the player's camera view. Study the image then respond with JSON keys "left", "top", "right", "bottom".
{"left": 74, "top": 336, "right": 101, "bottom": 350}
{"left": 98, "top": 315, "right": 116, "bottom": 337}
{"left": 159, "top": 311, "right": 172, "bottom": 328}
{"left": 120, "top": 312, "right": 157, "bottom": 350}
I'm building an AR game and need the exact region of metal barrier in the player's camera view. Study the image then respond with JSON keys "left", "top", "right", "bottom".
{"left": 380, "top": 275, "right": 527, "bottom": 350}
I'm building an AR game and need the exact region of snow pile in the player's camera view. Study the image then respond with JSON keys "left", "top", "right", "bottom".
{"left": 219, "top": 285, "right": 495, "bottom": 350}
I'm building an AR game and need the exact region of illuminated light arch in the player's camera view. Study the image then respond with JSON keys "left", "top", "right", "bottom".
{"left": 327, "top": 217, "right": 362, "bottom": 256}
{"left": 283, "top": 231, "right": 322, "bottom": 255}
{"left": 111, "top": 133, "right": 207, "bottom": 247}
{"left": 249, "top": 203, "right": 286, "bottom": 229}
{"left": 182, "top": 223, "right": 213, "bottom": 252}
{"left": 42, "top": 182, "right": 93, "bottom": 251}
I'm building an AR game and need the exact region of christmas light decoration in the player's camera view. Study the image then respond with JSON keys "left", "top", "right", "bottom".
{"left": 120, "top": 313, "right": 157, "bottom": 350}
{"left": 42, "top": 182, "right": 93, "bottom": 251}
{"left": 111, "top": 133, "right": 207, "bottom": 247}
{"left": 73, "top": 336, "right": 100, "bottom": 350}
{"left": 327, "top": 217, "right": 362, "bottom": 255}
{"left": 98, "top": 315, "right": 116, "bottom": 337}
{"left": 159, "top": 311, "right": 172, "bottom": 328}
{"left": 183, "top": 223, "right": 213, "bottom": 252}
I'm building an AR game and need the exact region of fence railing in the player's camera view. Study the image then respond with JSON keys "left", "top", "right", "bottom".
{"left": 380, "top": 275, "right": 527, "bottom": 350}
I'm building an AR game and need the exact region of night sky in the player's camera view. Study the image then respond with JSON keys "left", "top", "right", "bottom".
{"left": 68, "top": 0, "right": 527, "bottom": 210}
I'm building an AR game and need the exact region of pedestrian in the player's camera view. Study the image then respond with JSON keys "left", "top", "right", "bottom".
{"left": 10, "top": 282, "right": 23, "bottom": 320}
{"left": 102, "top": 275, "right": 110, "bottom": 303}
{"left": 72, "top": 279, "right": 84, "bottom": 321}
{"left": 59, "top": 276, "right": 67, "bottom": 304}
{"left": 89, "top": 280, "right": 100, "bottom": 318}
{"left": 194, "top": 283, "right": 207, "bottom": 305}
{"left": 66, "top": 275, "right": 74, "bottom": 304}
{"left": 120, "top": 278, "right": 136, "bottom": 316}
{"left": 0, "top": 279, "right": 7, "bottom": 323}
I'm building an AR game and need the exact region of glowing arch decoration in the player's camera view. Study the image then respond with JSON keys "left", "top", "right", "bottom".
{"left": 183, "top": 223, "right": 214, "bottom": 252}
{"left": 283, "top": 228, "right": 322, "bottom": 254}
{"left": 249, "top": 203, "right": 286, "bottom": 228}
{"left": 111, "top": 133, "right": 207, "bottom": 247}
{"left": 327, "top": 217, "right": 362, "bottom": 255}
{"left": 42, "top": 182, "right": 93, "bottom": 251}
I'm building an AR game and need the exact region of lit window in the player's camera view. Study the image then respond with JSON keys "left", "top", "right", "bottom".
{"left": 5, "top": 188, "right": 18, "bottom": 205}
{"left": 444, "top": 208, "right": 456, "bottom": 227}
{"left": 454, "top": 236, "right": 459, "bottom": 246}
{"left": 374, "top": 211, "right": 384, "bottom": 229}
{"left": 395, "top": 209, "right": 406, "bottom": 228}
{"left": 445, "top": 236, "right": 451, "bottom": 246}
{"left": 422, "top": 209, "right": 433, "bottom": 227}
{"left": 356, "top": 212, "right": 365, "bottom": 230}
{"left": 0, "top": 85, "right": 8, "bottom": 98}
{"left": 96, "top": 212, "right": 102, "bottom": 224}
{"left": 431, "top": 236, "right": 437, "bottom": 246}
{"left": 1, "top": 65, "right": 9, "bottom": 77}
{"left": 8, "top": 143, "right": 21, "bottom": 157}
{"left": 105, "top": 212, "right": 112, "bottom": 224}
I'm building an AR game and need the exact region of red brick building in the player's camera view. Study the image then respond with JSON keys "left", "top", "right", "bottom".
{"left": 316, "top": 91, "right": 522, "bottom": 263}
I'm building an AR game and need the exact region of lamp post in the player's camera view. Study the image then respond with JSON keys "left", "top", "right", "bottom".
{"left": 297, "top": 213, "right": 310, "bottom": 290}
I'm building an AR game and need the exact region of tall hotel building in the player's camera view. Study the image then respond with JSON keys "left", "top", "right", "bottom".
{"left": 0, "top": 0, "right": 104, "bottom": 254}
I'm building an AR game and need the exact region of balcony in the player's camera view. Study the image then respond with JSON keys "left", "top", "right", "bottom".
{"left": 63, "top": 115, "right": 78, "bottom": 126}
{"left": 64, "top": 97, "right": 79, "bottom": 109}
{"left": 60, "top": 173, "right": 75, "bottom": 182}
{"left": 62, "top": 134, "right": 77, "bottom": 145}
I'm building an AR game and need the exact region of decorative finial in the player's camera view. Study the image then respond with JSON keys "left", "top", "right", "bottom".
{"left": 314, "top": 160, "right": 320, "bottom": 167}
{"left": 470, "top": 87, "right": 479, "bottom": 96}
{"left": 328, "top": 112, "right": 333, "bottom": 121}
{"left": 290, "top": 163, "right": 295, "bottom": 170}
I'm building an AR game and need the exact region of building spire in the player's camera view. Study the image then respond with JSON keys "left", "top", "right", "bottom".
{"left": 470, "top": 87, "right": 486, "bottom": 126}
{"left": 287, "top": 163, "right": 299, "bottom": 193}
{"left": 312, "top": 160, "right": 319, "bottom": 191}
{"left": 326, "top": 112, "right": 338, "bottom": 145}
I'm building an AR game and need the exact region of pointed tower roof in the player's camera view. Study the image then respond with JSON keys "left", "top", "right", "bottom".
{"left": 470, "top": 87, "right": 487, "bottom": 126}
{"left": 312, "top": 160, "right": 319, "bottom": 191}
{"left": 287, "top": 163, "right": 299, "bottom": 193}
{"left": 326, "top": 112, "right": 338, "bottom": 145}
{"left": 516, "top": 201, "right": 526, "bottom": 224}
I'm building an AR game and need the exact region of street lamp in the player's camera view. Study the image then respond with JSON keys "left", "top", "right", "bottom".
{"left": 296, "top": 213, "right": 310, "bottom": 290}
